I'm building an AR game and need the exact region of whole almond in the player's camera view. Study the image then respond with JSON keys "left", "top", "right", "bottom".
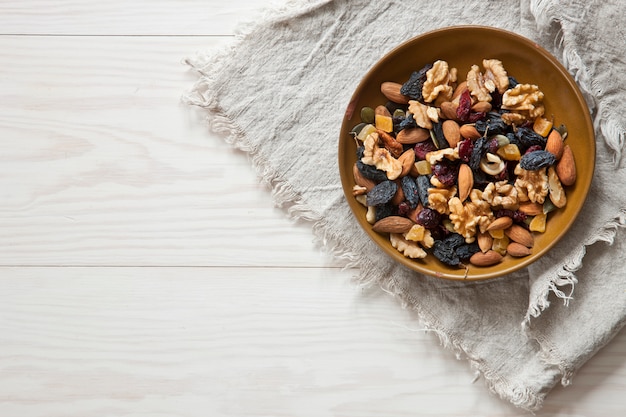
{"left": 381, "top": 82, "right": 410, "bottom": 105}
{"left": 391, "top": 182, "right": 405, "bottom": 206}
{"left": 442, "top": 120, "right": 461, "bottom": 147}
{"left": 556, "top": 145, "right": 576, "bottom": 186}
{"left": 471, "top": 101, "right": 492, "bottom": 113}
{"left": 486, "top": 216, "right": 513, "bottom": 231}
{"left": 440, "top": 101, "right": 459, "bottom": 120}
{"left": 545, "top": 129, "right": 564, "bottom": 160}
{"left": 353, "top": 163, "right": 375, "bottom": 191}
{"left": 452, "top": 82, "right": 468, "bottom": 101}
{"left": 477, "top": 232, "right": 493, "bottom": 253}
{"left": 398, "top": 148, "right": 416, "bottom": 177}
{"left": 505, "top": 225, "right": 534, "bottom": 248}
{"left": 457, "top": 163, "right": 473, "bottom": 202}
{"left": 372, "top": 216, "right": 414, "bottom": 234}
{"left": 518, "top": 201, "right": 544, "bottom": 216}
{"left": 470, "top": 250, "right": 503, "bottom": 267}
{"left": 459, "top": 124, "right": 481, "bottom": 140}
{"left": 396, "top": 127, "right": 430, "bottom": 144}
{"left": 507, "top": 242, "right": 532, "bottom": 257}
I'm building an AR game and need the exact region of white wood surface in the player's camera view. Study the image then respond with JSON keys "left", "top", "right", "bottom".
{"left": 1, "top": 2, "right": 624, "bottom": 416}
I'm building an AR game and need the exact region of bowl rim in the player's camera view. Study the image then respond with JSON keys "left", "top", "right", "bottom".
{"left": 338, "top": 25, "right": 596, "bottom": 281}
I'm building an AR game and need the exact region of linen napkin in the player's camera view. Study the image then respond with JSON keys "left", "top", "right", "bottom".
{"left": 184, "top": 0, "right": 626, "bottom": 411}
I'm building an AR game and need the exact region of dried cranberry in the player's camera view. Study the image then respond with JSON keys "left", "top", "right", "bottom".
{"left": 397, "top": 201, "right": 410, "bottom": 217}
{"left": 495, "top": 209, "right": 515, "bottom": 218}
{"left": 414, "top": 140, "right": 437, "bottom": 160}
{"left": 525, "top": 145, "right": 543, "bottom": 154}
{"left": 488, "top": 138, "right": 499, "bottom": 154}
{"left": 513, "top": 211, "right": 528, "bottom": 224}
{"left": 432, "top": 161, "right": 458, "bottom": 187}
{"left": 458, "top": 139, "right": 474, "bottom": 163}
{"left": 469, "top": 111, "right": 486, "bottom": 122}
{"left": 416, "top": 207, "right": 441, "bottom": 229}
{"left": 456, "top": 89, "right": 472, "bottom": 122}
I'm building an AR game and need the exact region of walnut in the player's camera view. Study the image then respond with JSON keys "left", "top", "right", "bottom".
{"left": 514, "top": 164, "right": 549, "bottom": 204}
{"left": 483, "top": 180, "right": 519, "bottom": 210}
{"left": 482, "top": 59, "right": 509, "bottom": 94}
{"left": 361, "top": 132, "right": 403, "bottom": 180}
{"left": 466, "top": 64, "right": 492, "bottom": 102}
{"left": 502, "top": 83, "right": 545, "bottom": 121}
{"left": 448, "top": 190, "right": 495, "bottom": 243}
{"left": 390, "top": 233, "right": 427, "bottom": 259}
{"left": 425, "top": 147, "right": 459, "bottom": 165}
{"left": 422, "top": 60, "right": 457, "bottom": 103}
{"left": 408, "top": 100, "right": 439, "bottom": 129}
{"left": 501, "top": 112, "right": 527, "bottom": 126}
{"left": 428, "top": 186, "right": 457, "bottom": 214}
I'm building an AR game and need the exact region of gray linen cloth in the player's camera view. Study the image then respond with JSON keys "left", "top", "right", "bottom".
{"left": 185, "top": 0, "right": 626, "bottom": 411}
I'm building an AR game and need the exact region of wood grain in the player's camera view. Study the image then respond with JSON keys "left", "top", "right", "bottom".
{"left": 0, "top": 36, "right": 339, "bottom": 267}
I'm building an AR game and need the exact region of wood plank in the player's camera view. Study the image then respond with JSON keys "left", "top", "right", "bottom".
{"left": 0, "top": 267, "right": 624, "bottom": 416}
{"left": 0, "top": 0, "right": 264, "bottom": 36}
{"left": 0, "top": 36, "right": 339, "bottom": 267}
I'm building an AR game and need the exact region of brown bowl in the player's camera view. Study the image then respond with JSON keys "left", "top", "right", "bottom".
{"left": 338, "top": 26, "right": 595, "bottom": 280}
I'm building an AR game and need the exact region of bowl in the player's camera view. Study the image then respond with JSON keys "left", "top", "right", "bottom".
{"left": 338, "top": 26, "right": 595, "bottom": 280}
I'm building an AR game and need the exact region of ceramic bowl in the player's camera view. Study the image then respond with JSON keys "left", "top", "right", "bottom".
{"left": 338, "top": 26, "right": 595, "bottom": 280}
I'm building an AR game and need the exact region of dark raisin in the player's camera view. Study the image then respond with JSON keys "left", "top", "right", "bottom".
{"left": 455, "top": 242, "right": 480, "bottom": 262}
{"left": 475, "top": 112, "right": 508, "bottom": 136}
{"left": 414, "top": 140, "right": 438, "bottom": 160}
{"left": 400, "top": 64, "right": 432, "bottom": 101}
{"left": 357, "top": 160, "right": 387, "bottom": 182}
{"left": 515, "top": 127, "right": 547, "bottom": 150}
{"left": 468, "top": 111, "right": 486, "bottom": 123}
{"left": 401, "top": 176, "right": 420, "bottom": 209}
{"left": 416, "top": 207, "right": 441, "bottom": 229}
{"left": 432, "top": 233, "right": 466, "bottom": 267}
{"left": 415, "top": 175, "right": 431, "bottom": 207}
{"left": 356, "top": 145, "right": 365, "bottom": 160}
{"left": 366, "top": 180, "right": 397, "bottom": 206}
{"left": 508, "top": 76, "right": 519, "bottom": 88}
{"left": 524, "top": 144, "right": 543, "bottom": 154}
{"left": 385, "top": 101, "right": 407, "bottom": 114}
{"left": 520, "top": 150, "right": 556, "bottom": 170}
{"left": 469, "top": 137, "right": 488, "bottom": 171}
{"left": 431, "top": 122, "right": 450, "bottom": 149}
{"left": 397, "top": 113, "right": 417, "bottom": 131}
{"left": 375, "top": 202, "right": 395, "bottom": 222}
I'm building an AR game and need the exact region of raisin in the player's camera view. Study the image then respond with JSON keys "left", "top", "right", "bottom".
{"left": 515, "top": 127, "right": 547, "bottom": 150}
{"left": 455, "top": 242, "right": 480, "bottom": 262}
{"left": 357, "top": 160, "right": 387, "bottom": 182}
{"left": 475, "top": 112, "right": 508, "bottom": 136}
{"left": 432, "top": 233, "right": 466, "bottom": 267}
{"left": 469, "top": 137, "right": 488, "bottom": 171}
{"left": 415, "top": 175, "right": 431, "bottom": 207}
{"left": 431, "top": 122, "right": 450, "bottom": 149}
{"left": 397, "top": 113, "right": 417, "bottom": 131}
{"left": 456, "top": 89, "right": 472, "bottom": 122}
{"left": 520, "top": 150, "right": 556, "bottom": 170}
{"left": 400, "top": 64, "right": 432, "bottom": 101}
{"left": 468, "top": 111, "right": 486, "bottom": 123}
{"left": 356, "top": 145, "right": 365, "bottom": 160}
{"left": 508, "top": 76, "right": 519, "bottom": 88}
{"left": 366, "top": 180, "right": 397, "bottom": 206}
{"left": 399, "top": 176, "right": 419, "bottom": 209}
{"left": 524, "top": 145, "right": 543, "bottom": 154}
{"left": 414, "top": 140, "right": 437, "bottom": 160}
{"left": 416, "top": 207, "right": 441, "bottom": 229}
{"left": 375, "top": 202, "right": 395, "bottom": 222}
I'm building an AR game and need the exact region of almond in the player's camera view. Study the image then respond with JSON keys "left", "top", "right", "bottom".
{"left": 556, "top": 145, "right": 576, "bottom": 186}
{"left": 396, "top": 127, "right": 430, "bottom": 144}
{"left": 518, "top": 201, "right": 544, "bottom": 216}
{"left": 505, "top": 225, "right": 534, "bottom": 248}
{"left": 398, "top": 148, "right": 416, "bottom": 178}
{"left": 486, "top": 216, "right": 513, "bottom": 231}
{"left": 372, "top": 216, "right": 414, "bottom": 234}
{"left": 440, "top": 101, "right": 459, "bottom": 120}
{"left": 471, "top": 101, "right": 492, "bottom": 113}
{"left": 391, "top": 182, "right": 405, "bottom": 206}
{"left": 469, "top": 250, "right": 503, "bottom": 266}
{"left": 442, "top": 120, "right": 461, "bottom": 147}
{"left": 459, "top": 124, "right": 481, "bottom": 140}
{"left": 507, "top": 242, "right": 532, "bottom": 257}
{"left": 545, "top": 129, "right": 564, "bottom": 160}
{"left": 380, "top": 82, "right": 410, "bottom": 105}
{"left": 452, "top": 81, "right": 468, "bottom": 101}
{"left": 353, "top": 163, "right": 375, "bottom": 191}
{"left": 457, "top": 163, "right": 473, "bottom": 202}
{"left": 477, "top": 232, "right": 493, "bottom": 253}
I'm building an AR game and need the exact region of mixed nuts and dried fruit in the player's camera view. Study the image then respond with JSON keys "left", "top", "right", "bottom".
{"left": 349, "top": 58, "right": 577, "bottom": 269}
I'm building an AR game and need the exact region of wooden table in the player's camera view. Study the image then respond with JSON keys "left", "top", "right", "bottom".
{"left": 1, "top": 1, "right": 624, "bottom": 415}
